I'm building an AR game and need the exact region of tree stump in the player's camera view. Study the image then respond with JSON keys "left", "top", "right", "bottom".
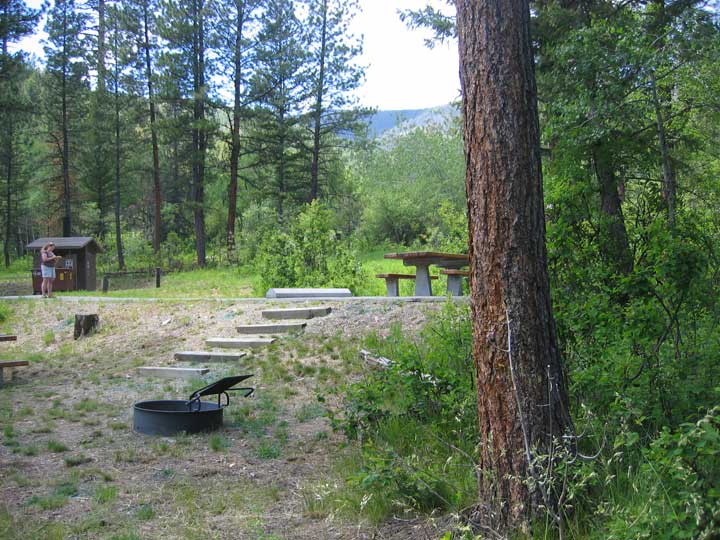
{"left": 74, "top": 314, "right": 99, "bottom": 340}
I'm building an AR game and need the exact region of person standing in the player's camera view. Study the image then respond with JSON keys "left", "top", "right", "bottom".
{"left": 40, "top": 242, "right": 58, "bottom": 298}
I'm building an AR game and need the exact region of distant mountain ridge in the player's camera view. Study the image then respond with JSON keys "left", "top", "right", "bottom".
{"left": 368, "top": 104, "right": 460, "bottom": 138}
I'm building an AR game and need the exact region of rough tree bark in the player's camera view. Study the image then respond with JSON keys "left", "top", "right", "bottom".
{"left": 191, "top": 0, "right": 207, "bottom": 267}
{"left": 142, "top": 1, "right": 162, "bottom": 254}
{"left": 457, "top": 0, "right": 573, "bottom": 533}
{"left": 227, "top": 0, "right": 248, "bottom": 260}
{"left": 592, "top": 143, "right": 634, "bottom": 276}
{"left": 308, "top": 0, "right": 328, "bottom": 202}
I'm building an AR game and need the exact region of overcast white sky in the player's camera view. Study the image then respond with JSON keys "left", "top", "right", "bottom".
{"left": 16, "top": 0, "right": 459, "bottom": 111}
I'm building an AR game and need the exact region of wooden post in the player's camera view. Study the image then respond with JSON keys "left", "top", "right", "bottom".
{"left": 102, "top": 275, "right": 109, "bottom": 293}
{"left": 155, "top": 267, "right": 161, "bottom": 288}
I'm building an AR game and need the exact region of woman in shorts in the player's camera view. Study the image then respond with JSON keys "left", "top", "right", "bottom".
{"left": 40, "top": 242, "right": 58, "bottom": 298}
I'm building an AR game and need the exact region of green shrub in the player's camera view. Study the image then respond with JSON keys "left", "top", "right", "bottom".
{"left": 0, "top": 303, "right": 11, "bottom": 324}
{"left": 592, "top": 406, "right": 720, "bottom": 540}
{"left": 255, "top": 201, "right": 366, "bottom": 293}
{"left": 324, "top": 302, "right": 477, "bottom": 521}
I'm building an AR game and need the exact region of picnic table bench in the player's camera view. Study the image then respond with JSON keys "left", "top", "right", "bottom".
{"left": 383, "top": 252, "right": 469, "bottom": 296}
{"left": 375, "top": 273, "right": 438, "bottom": 297}
{"left": 440, "top": 269, "right": 470, "bottom": 296}
{"left": 0, "top": 360, "right": 28, "bottom": 387}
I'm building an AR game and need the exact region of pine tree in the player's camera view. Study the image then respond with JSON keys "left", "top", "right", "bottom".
{"left": 304, "top": 0, "right": 367, "bottom": 202}
{"left": 211, "top": 0, "right": 262, "bottom": 259}
{"left": 44, "top": 0, "right": 91, "bottom": 237}
{"left": 1, "top": 0, "right": 41, "bottom": 265}
{"left": 159, "top": 0, "right": 215, "bottom": 266}
{"left": 119, "top": 0, "right": 163, "bottom": 253}
{"left": 458, "top": 0, "right": 572, "bottom": 531}
{"left": 251, "top": 0, "right": 310, "bottom": 218}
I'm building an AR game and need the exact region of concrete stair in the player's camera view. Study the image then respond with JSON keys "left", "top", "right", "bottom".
{"left": 137, "top": 366, "right": 209, "bottom": 379}
{"left": 236, "top": 322, "right": 306, "bottom": 335}
{"left": 174, "top": 351, "right": 247, "bottom": 363}
{"left": 205, "top": 337, "right": 276, "bottom": 349}
{"left": 265, "top": 288, "right": 351, "bottom": 298}
{"left": 261, "top": 306, "right": 332, "bottom": 320}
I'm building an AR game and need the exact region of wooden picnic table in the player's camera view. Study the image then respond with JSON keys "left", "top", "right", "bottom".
{"left": 384, "top": 251, "right": 469, "bottom": 296}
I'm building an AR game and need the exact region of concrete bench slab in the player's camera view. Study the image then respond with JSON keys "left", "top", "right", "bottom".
{"left": 261, "top": 306, "right": 332, "bottom": 320}
{"left": 174, "top": 351, "right": 247, "bottom": 362}
{"left": 0, "top": 360, "right": 29, "bottom": 386}
{"left": 137, "top": 366, "right": 209, "bottom": 379}
{"left": 266, "top": 288, "right": 351, "bottom": 299}
{"left": 376, "top": 274, "right": 438, "bottom": 297}
{"left": 236, "top": 322, "right": 306, "bottom": 335}
{"left": 440, "top": 269, "right": 470, "bottom": 297}
{"left": 206, "top": 337, "right": 276, "bottom": 349}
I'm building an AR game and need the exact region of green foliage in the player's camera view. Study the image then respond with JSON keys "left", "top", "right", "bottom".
{"left": 255, "top": 201, "right": 366, "bottom": 293}
{"left": 0, "top": 303, "right": 11, "bottom": 324}
{"left": 424, "top": 200, "right": 468, "bottom": 253}
{"left": 356, "top": 125, "right": 465, "bottom": 245}
{"left": 325, "top": 302, "right": 477, "bottom": 521}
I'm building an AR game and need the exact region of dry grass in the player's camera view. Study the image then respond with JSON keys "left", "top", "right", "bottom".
{"left": 0, "top": 297, "right": 438, "bottom": 539}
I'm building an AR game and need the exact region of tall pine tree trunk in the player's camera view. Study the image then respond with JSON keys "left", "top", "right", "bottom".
{"left": 95, "top": 0, "right": 107, "bottom": 240}
{"left": 309, "top": 0, "right": 327, "bottom": 202}
{"left": 61, "top": 5, "right": 72, "bottom": 237}
{"left": 142, "top": 2, "right": 162, "bottom": 253}
{"left": 457, "top": 0, "right": 573, "bottom": 532}
{"left": 111, "top": 21, "right": 125, "bottom": 269}
{"left": 3, "top": 123, "right": 12, "bottom": 268}
{"left": 227, "top": 1, "right": 246, "bottom": 260}
{"left": 592, "top": 144, "right": 633, "bottom": 275}
{"left": 191, "top": 0, "right": 206, "bottom": 266}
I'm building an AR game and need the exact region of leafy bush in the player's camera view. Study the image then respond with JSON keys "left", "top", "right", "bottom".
{"left": 592, "top": 406, "right": 720, "bottom": 540}
{"left": 321, "top": 302, "right": 478, "bottom": 521}
{"left": 0, "top": 303, "right": 11, "bottom": 324}
{"left": 254, "top": 201, "right": 366, "bottom": 294}
{"left": 424, "top": 201, "right": 468, "bottom": 253}
{"left": 356, "top": 126, "right": 465, "bottom": 246}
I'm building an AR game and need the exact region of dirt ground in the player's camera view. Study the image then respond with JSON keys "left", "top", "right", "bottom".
{"left": 0, "top": 297, "right": 452, "bottom": 540}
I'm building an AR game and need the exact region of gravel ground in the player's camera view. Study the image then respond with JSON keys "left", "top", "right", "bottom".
{"left": 0, "top": 296, "right": 456, "bottom": 540}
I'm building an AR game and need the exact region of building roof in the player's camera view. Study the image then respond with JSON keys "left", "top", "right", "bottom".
{"left": 26, "top": 237, "right": 103, "bottom": 253}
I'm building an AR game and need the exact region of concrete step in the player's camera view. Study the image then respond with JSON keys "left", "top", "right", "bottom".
{"left": 236, "top": 322, "right": 306, "bottom": 335}
{"left": 137, "top": 366, "right": 209, "bottom": 379}
{"left": 174, "top": 351, "right": 247, "bottom": 363}
{"left": 261, "top": 306, "right": 332, "bottom": 320}
{"left": 266, "top": 288, "right": 351, "bottom": 298}
{"left": 205, "top": 337, "right": 276, "bottom": 349}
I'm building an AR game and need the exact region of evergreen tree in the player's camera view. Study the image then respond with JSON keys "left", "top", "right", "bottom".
{"left": 119, "top": 0, "right": 163, "bottom": 253}
{"left": 159, "top": 0, "right": 216, "bottom": 266}
{"left": 251, "top": 0, "right": 310, "bottom": 218}
{"left": 0, "top": 0, "right": 41, "bottom": 265}
{"left": 81, "top": 0, "right": 114, "bottom": 240}
{"left": 304, "top": 0, "right": 367, "bottom": 202}
{"left": 44, "top": 0, "right": 91, "bottom": 236}
{"left": 457, "top": 0, "right": 572, "bottom": 531}
{"left": 211, "top": 0, "right": 262, "bottom": 258}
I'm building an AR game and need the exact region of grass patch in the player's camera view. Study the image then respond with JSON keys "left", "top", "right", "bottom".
{"left": 209, "top": 433, "right": 231, "bottom": 452}
{"left": 94, "top": 484, "right": 118, "bottom": 504}
{"left": 47, "top": 439, "right": 69, "bottom": 452}
{"left": 64, "top": 454, "right": 92, "bottom": 467}
{"left": 295, "top": 403, "right": 325, "bottom": 423}
{"left": 255, "top": 439, "right": 281, "bottom": 459}
{"left": 135, "top": 503, "right": 155, "bottom": 521}
{"left": 27, "top": 494, "right": 68, "bottom": 511}
{"left": 42, "top": 331, "right": 56, "bottom": 346}
{"left": 17, "top": 444, "right": 39, "bottom": 456}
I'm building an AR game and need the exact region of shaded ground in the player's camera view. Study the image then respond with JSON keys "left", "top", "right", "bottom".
{"left": 0, "top": 297, "right": 449, "bottom": 539}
